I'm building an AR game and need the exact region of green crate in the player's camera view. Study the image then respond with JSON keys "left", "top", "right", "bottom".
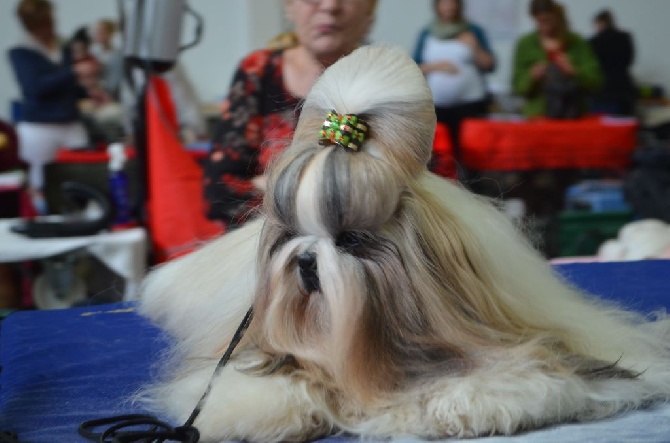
{"left": 557, "top": 210, "right": 633, "bottom": 257}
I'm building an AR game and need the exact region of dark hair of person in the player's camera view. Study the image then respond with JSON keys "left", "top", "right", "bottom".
{"left": 594, "top": 9, "right": 615, "bottom": 28}
{"left": 529, "top": 0, "right": 569, "bottom": 38}
{"left": 16, "top": 0, "right": 52, "bottom": 32}
{"left": 71, "top": 26, "right": 91, "bottom": 47}
{"left": 433, "top": 0, "right": 464, "bottom": 22}
{"left": 529, "top": 0, "right": 558, "bottom": 16}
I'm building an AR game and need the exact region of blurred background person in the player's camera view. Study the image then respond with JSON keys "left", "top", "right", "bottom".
{"left": 69, "top": 26, "right": 111, "bottom": 107}
{"left": 90, "top": 18, "right": 123, "bottom": 100}
{"left": 203, "top": 0, "right": 377, "bottom": 228}
{"left": 8, "top": 0, "right": 98, "bottom": 214}
{"left": 513, "top": 0, "right": 602, "bottom": 119}
{"left": 589, "top": 9, "right": 636, "bottom": 116}
{"left": 413, "top": 0, "right": 495, "bottom": 167}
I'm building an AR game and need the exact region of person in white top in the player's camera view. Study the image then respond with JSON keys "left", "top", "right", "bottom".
{"left": 413, "top": 0, "right": 495, "bottom": 175}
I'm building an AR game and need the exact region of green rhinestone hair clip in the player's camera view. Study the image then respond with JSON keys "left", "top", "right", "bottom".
{"left": 318, "top": 110, "right": 369, "bottom": 152}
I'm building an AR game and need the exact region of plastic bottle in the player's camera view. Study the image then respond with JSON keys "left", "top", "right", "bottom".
{"left": 107, "top": 143, "right": 132, "bottom": 227}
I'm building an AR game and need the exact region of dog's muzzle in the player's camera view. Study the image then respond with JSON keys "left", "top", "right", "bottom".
{"left": 297, "top": 252, "right": 321, "bottom": 294}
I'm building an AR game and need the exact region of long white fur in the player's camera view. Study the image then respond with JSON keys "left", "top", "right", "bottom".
{"left": 420, "top": 172, "right": 669, "bottom": 367}
{"left": 139, "top": 46, "right": 670, "bottom": 441}
{"left": 139, "top": 218, "right": 262, "bottom": 356}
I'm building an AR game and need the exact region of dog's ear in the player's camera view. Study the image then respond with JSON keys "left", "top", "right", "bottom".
{"left": 398, "top": 177, "right": 535, "bottom": 343}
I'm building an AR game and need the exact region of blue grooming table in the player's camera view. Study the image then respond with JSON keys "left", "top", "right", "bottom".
{"left": 2, "top": 261, "right": 670, "bottom": 442}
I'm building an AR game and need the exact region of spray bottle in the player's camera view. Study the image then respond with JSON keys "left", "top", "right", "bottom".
{"left": 107, "top": 143, "right": 132, "bottom": 227}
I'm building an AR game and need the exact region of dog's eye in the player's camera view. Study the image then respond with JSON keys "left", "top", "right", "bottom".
{"left": 270, "top": 230, "right": 296, "bottom": 256}
{"left": 335, "top": 231, "right": 367, "bottom": 252}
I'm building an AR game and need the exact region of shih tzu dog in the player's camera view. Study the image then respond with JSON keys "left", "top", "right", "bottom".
{"left": 139, "top": 46, "right": 670, "bottom": 441}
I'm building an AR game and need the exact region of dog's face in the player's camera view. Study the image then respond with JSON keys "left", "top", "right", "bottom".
{"left": 250, "top": 136, "right": 475, "bottom": 403}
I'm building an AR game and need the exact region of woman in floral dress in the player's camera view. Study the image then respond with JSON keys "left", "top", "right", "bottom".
{"left": 203, "top": 0, "right": 378, "bottom": 228}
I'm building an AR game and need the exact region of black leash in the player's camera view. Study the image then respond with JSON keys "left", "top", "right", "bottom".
{"left": 79, "top": 307, "right": 254, "bottom": 443}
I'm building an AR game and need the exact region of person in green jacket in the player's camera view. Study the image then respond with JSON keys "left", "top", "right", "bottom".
{"left": 513, "top": 0, "right": 602, "bottom": 118}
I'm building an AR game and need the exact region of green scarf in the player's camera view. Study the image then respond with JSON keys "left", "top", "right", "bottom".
{"left": 428, "top": 19, "right": 468, "bottom": 40}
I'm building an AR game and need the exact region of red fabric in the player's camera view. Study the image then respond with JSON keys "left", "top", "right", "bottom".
{"left": 431, "top": 123, "right": 456, "bottom": 179}
{"left": 55, "top": 145, "right": 206, "bottom": 164}
{"left": 55, "top": 146, "right": 136, "bottom": 163}
{"left": 0, "top": 120, "right": 30, "bottom": 217}
{"left": 0, "top": 119, "right": 23, "bottom": 172}
{"left": 546, "top": 47, "right": 565, "bottom": 64}
{"left": 145, "top": 77, "right": 223, "bottom": 262}
{"left": 460, "top": 117, "right": 637, "bottom": 171}
{"left": 18, "top": 189, "right": 37, "bottom": 219}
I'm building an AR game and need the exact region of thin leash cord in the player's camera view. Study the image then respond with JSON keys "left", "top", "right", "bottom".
{"left": 78, "top": 307, "right": 254, "bottom": 443}
{"left": 184, "top": 307, "right": 254, "bottom": 427}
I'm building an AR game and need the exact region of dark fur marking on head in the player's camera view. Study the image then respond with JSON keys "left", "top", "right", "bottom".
{"left": 268, "top": 229, "right": 296, "bottom": 258}
{"left": 320, "top": 148, "right": 348, "bottom": 235}
{"left": 335, "top": 230, "right": 392, "bottom": 259}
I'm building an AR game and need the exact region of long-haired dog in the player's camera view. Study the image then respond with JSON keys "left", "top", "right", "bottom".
{"left": 140, "top": 46, "right": 670, "bottom": 441}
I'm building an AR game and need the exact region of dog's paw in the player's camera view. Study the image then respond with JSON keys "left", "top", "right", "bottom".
{"left": 158, "top": 361, "right": 330, "bottom": 441}
{"left": 418, "top": 363, "right": 589, "bottom": 437}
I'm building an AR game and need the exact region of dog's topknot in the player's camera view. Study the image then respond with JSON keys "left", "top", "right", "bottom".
{"left": 265, "top": 46, "right": 436, "bottom": 236}
{"left": 299, "top": 45, "right": 436, "bottom": 177}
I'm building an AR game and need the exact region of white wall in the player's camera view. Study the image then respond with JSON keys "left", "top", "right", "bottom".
{"left": 179, "top": 0, "right": 283, "bottom": 105}
{"left": 1, "top": 0, "right": 669, "bottom": 121}
{"left": 369, "top": 0, "right": 433, "bottom": 53}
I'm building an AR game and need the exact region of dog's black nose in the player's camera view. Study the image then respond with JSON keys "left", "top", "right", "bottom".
{"left": 297, "top": 252, "right": 317, "bottom": 271}
{"left": 297, "top": 252, "right": 320, "bottom": 293}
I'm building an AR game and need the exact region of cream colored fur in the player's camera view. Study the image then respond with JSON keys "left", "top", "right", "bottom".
{"left": 139, "top": 46, "right": 670, "bottom": 442}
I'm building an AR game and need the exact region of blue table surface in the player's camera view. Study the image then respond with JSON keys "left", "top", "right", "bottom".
{"left": 1, "top": 261, "right": 670, "bottom": 442}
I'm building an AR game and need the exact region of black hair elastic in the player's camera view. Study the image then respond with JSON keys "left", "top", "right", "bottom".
{"left": 79, "top": 307, "right": 254, "bottom": 443}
